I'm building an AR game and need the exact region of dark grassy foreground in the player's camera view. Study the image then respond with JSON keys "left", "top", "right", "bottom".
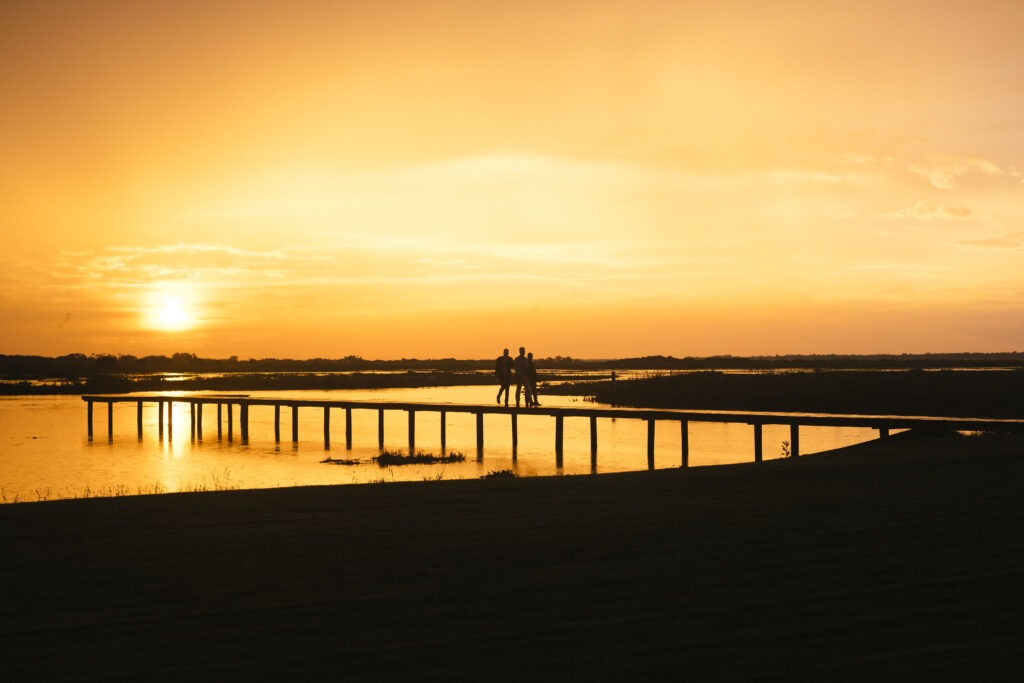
{"left": 2, "top": 432, "right": 1023, "bottom": 681}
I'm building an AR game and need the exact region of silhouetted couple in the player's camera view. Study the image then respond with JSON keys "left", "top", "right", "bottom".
{"left": 495, "top": 347, "right": 540, "bottom": 408}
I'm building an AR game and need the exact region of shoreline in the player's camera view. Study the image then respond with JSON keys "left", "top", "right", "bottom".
{"left": 3, "top": 431, "right": 1023, "bottom": 679}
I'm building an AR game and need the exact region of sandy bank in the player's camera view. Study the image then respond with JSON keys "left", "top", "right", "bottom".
{"left": 2, "top": 431, "right": 1022, "bottom": 680}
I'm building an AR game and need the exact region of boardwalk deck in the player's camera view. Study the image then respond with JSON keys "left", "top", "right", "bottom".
{"left": 82, "top": 394, "right": 1024, "bottom": 467}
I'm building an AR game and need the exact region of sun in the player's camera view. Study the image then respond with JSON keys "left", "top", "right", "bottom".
{"left": 145, "top": 291, "right": 198, "bottom": 331}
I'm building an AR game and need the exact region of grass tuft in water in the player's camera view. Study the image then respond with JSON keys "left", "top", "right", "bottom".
{"left": 481, "top": 469, "right": 516, "bottom": 479}
{"left": 374, "top": 449, "right": 467, "bottom": 466}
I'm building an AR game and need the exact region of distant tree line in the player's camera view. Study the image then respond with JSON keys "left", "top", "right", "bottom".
{"left": 2, "top": 351, "right": 1021, "bottom": 380}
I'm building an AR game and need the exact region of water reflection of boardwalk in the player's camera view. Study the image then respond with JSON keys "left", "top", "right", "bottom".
{"left": 83, "top": 395, "right": 1024, "bottom": 468}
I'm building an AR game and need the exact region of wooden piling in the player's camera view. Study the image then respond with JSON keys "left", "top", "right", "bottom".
{"left": 107, "top": 401, "right": 113, "bottom": 438}
{"left": 274, "top": 405, "right": 280, "bottom": 442}
{"left": 790, "top": 423, "right": 800, "bottom": 457}
{"left": 167, "top": 401, "right": 173, "bottom": 437}
{"left": 555, "top": 415, "right": 564, "bottom": 467}
{"left": 408, "top": 410, "right": 416, "bottom": 451}
{"left": 378, "top": 409, "right": 385, "bottom": 448}
{"left": 646, "top": 419, "right": 655, "bottom": 470}
{"left": 323, "top": 407, "right": 330, "bottom": 448}
{"left": 217, "top": 403, "right": 222, "bottom": 439}
{"left": 190, "top": 402, "right": 196, "bottom": 438}
{"left": 440, "top": 411, "right": 446, "bottom": 451}
{"left": 291, "top": 406, "right": 298, "bottom": 442}
{"left": 137, "top": 400, "right": 143, "bottom": 439}
{"left": 476, "top": 412, "right": 484, "bottom": 457}
{"left": 158, "top": 402, "right": 164, "bottom": 439}
{"left": 241, "top": 404, "right": 249, "bottom": 442}
{"left": 87, "top": 400, "right": 93, "bottom": 439}
{"left": 754, "top": 423, "right": 763, "bottom": 463}
{"left": 681, "top": 420, "right": 689, "bottom": 468}
{"left": 879, "top": 427, "right": 890, "bottom": 439}
{"left": 511, "top": 412, "right": 518, "bottom": 451}
{"left": 589, "top": 415, "right": 597, "bottom": 458}
{"left": 345, "top": 408, "right": 352, "bottom": 450}
{"left": 196, "top": 402, "right": 203, "bottom": 440}
{"left": 227, "top": 403, "right": 233, "bottom": 442}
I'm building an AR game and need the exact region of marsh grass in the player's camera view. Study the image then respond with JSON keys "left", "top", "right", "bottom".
{"left": 0, "top": 469, "right": 240, "bottom": 504}
{"left": 482, "top": 469, "right": 516, "bottom": 479}
{"left": 321, "top": 457, "right": 363, "bottom": 465}
{"left": 374, "top": 449, "right": 467, "bottom": 466}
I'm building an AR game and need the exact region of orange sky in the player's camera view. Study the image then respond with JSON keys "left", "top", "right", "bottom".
{"left": 2, "top": 0, "right": 1022, "bottom": 358}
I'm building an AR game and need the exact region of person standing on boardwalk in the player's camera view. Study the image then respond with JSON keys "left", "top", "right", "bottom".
{"left": 495, "top": 348, "right": 514, "bottom": 406}
{"left": 514, "top": 347, "right": 533, "bottom": 407}
{"left": 527, "top": 352, "right": 541, "bottom": 406}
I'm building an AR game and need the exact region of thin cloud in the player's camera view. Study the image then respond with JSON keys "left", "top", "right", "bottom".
{"left": 886, "top": 201, "right": 974, "bottom": 221}
{"left": 908, "top": 158, "right": 1002, "bottom": 190}
{"left": 957, "top": 232, "right": 1024, "bottom": 248}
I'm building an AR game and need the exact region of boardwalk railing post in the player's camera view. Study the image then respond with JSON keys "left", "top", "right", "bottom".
{"left": 555, "top": 415, "right": 564, "bottom": 467}
{"left": 227, "top": 403, "right": 233, "bottom": 442}
{"left": 378, "top": 409, "right": 385, "bottom": 449}
{"left": 137, "top": 400, "right": 143, "bottom": 440}
{"left": 197, "top": 402, "right": 203, "bottom": 440}
{"left": 408, "top": 410, "right": 416, "bottom": 451}
{"left": 292, "top": 406, "right": 299, "bottom": 443}
{"left": 217, "top": 403, "right": 222, "bottom": 440}
{"left": 754, "top": 423, "right": 763, "bottom": 463}
{"left": 476, "top": 412, "right": 484, "bottom": 459}
{"left": 646, "top": 419, "right": 655, "bottom": 470}
{"left": 107, "top": 400, "right": 113, "bottom": 439}
{"left": 681, "top": 420, "right": 689, "bottom": 468}
{"left": 440, "top": 410, "right": 446, "bottom": 451}
{"left": 158, "top": 401, "right": 164, "bottom": 440}
{"left": 274, "top": 405, "right": 280, "bottom": 442}
{"left": 345, "top": 408, "right": 352, "bottom": 450}
{"left": 790, "top": 423, "right": 800, "bottom": 457}
{"left": 87, "top": 400, "right": 94, "bottom": 439}
{"left": 324, "top": 406, "right": 330, "bottom": 448}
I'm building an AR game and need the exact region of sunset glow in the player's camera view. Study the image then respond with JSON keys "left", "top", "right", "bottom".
{"left": 2, "top": 1, "right": 1022, "bottom": 357}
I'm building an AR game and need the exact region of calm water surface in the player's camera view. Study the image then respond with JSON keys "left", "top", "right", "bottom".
{"left": 1, "top": 386, "right": 884, "bottom": 501}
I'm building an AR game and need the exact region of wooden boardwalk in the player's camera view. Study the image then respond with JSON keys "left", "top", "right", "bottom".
{"left": 82, "top": 394, "right": 1024, "bottom": 468}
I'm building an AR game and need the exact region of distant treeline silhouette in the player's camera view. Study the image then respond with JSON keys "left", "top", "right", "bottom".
{"left": 3, "top": 350, "right": 1021, "bottom": 379}
{"left": 547, "top": 370, "right": 1024, "bottom": 419}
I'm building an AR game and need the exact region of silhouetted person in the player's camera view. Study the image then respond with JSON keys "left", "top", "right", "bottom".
{"left": 495, "top": 348, "right": 514, "bottom": 406}
{"left": 513, "top": 347, "right": 531, "bottom": 407}
{"left": 527, "top": 352, "right": 541, "bottom": 406}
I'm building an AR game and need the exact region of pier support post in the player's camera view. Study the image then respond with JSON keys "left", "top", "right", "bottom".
{"left": 440, "top": 411, "right": 446, "bottom": 451}
{"left": 241, "top": 404, "right": 249, "bottom": 442}
{"left": 754, "top": 423, "right": 763, "bottom": 463}
{"left": 227, "top": 404, "right": 233, "bottom": 442}
{"left": 681, "top": 421, "right": 689, "bottom": 468}
{"left": 345, "top": 408, "right": 352, "bottom": 450}
{"left": 274, "top": 405, "right": 280, "bottom": 442}
{"left": 511, "top": 413, "right": 518, "bottom": 452}
{"left": 647, "top": 419, "right": 655, "bottom": 470}
{"left": 589, "top": 416, "right": 597, "bottom": 460}
{"left": 217, "top": 403, "right": 222, "bottom": 439}
{"left": 879, "top": 427, "right": 890, "bottom": 439}
{"left": 190, "top": 402, "right": 196, "bottom": 438}
{"left": 555, "top": 415, "right": 564, "bottom": 467}
{"left": 323, "top": 407, "right": 330, "bottom": 448}
{"left": 167, "top": 401, "right": 173, "bottom": 438}
{"left": 87, "top": 400, "right": 94, "bottom": 439}
{"left": 158, "top": 402, "right": 164, "bottom": 439}
{"left": 378, "top": 409, "right": 385, "bottom": 449}
{"left": 137, "top": 401, "right": 143, "bottom": 439}
{"left": 292, "top": 406, "right": 298, "bottom": 443}
{"left": 476, "top": 412, "right": 484, "bottom": 458}
{"left": 408, "top": 410, "right": 416, "bottom": 451}
{"left": 107, "top": 400, "right": 113, "bottom": 439}
{"left": 196, "top": 402, "right": 203, "bottom": 440}
{"left": 790, "top": 423, "right": 800, "bottom": 457}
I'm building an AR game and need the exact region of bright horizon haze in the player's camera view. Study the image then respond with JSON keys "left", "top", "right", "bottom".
{"left": 2, "top": 0, "right": 1023, "bottom": 358}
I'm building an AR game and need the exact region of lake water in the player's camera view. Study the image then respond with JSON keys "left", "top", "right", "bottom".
{"left": 0, "top": 385, "right": 886, "bottom": 502}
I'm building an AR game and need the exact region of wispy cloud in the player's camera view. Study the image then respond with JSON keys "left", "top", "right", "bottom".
{"left": 908, "top": 158, "right": 1002, "bottom": 190}
{"left": 885, "top": 201, "right": 975, "bottom": 221}
{"left": 957, "top": 233, "right": 1024, "bottom": 248}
